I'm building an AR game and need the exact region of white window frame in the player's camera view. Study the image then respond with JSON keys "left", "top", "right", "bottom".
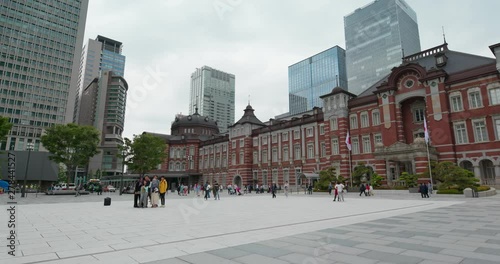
{"left": 449, "top": 92, "right": 463, "bottom": 112}
{"left": 272, "top": 148, "right": 278, "bottom": 162}
{"left": 306, "top": 127, "right": 313, "bottom": 137}
{"left": 231, "top": 154, "right": 236, "bottom": 165}
{"left": 330, "top": 118, "right": 338, "bottom": 131}
{"left": 372, "top": 110, "right": 380, "bottom": 126}
{"left": 489, "top": 86, "right": 500, "bottom": 106}
{"left": 350, "top": 114, "right": 358, "bottom": 129}
{"left": 253, "top": 151, "right": 258, "bottom": 164}
{"left": 468, "top": 88, "right": 482, "bottom": 109}
{"left": 272, "top": 134, "right": 277, "bottom": 143}
{"left": 283, "top": 147, "right": 289, "bottom": 161}
{"left": 294, "top": 130, "right": 300, "bottom": 139}
{"left": 494, "top": 117, "right": 500, "bottom": 141}
{"left": 332, "top": 138, "right": 339, "bottom": 155}
{"left": 472, "top": 119, "right": 488, "bottom": 142}
{"left": 239, "top": 139, "right": 244, "bottom": 148}
{"left": 239, "top": 151, "right": 244, "bottom": 164}
{"left": 352, "top": 137, "right": 360, "bottom": 154}
{"left": 253, "top": 138, "right": 258, "bottom": 146}
{"left": 360, "top": 112, "right": 369, "bottom": 128}
{"left": 294, "top": 144, "right": 301, "bottom": 160}
{"left": 374, "top": 134, "right": 382, "bottom": 145}
{"left": 307, "top": 144, "right": 314, "bottom": 159}
{"left": 362, "top": 136, "right": 371, "bottom": 153}
{"left": 262, "top": 150, "right": 268, "bottom": 163}
{"left": 319, "top": 124, "right": 325, "bottom": 135}
{"left": 321, "top": 142, "right": 326, "bottom": 157}
{"left": 262, "top": 136, "right": 268, "bottom": 145}
{"left": 282, "top": 132, "right": 288, "bottom": 141}
{"left": 231, "top": 140, "right": 236, "bottom": 149}
{"left": 454, "top": 122, "right": 468, "bottom": 144}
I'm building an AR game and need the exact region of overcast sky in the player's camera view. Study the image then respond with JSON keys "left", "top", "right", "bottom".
{"left": 83, "top": 0, "right": 500, "bottom": 140}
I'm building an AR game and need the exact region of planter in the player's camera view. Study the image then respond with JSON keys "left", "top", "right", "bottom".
{"left": 408, "top": 187, "right": 419, "bottom": 193}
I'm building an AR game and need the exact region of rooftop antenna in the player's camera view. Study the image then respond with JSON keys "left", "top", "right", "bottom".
{"left": 442, "top": 26, "right": 447, "bottom": 44}
{"left": 335, "top": 75, "right": 339, "bottom": 87}
{"left": 248, "top": 94, "right": 251, "bottom": 105}
{"left": 401, "top": 40, "right": 405, "bottom": 58}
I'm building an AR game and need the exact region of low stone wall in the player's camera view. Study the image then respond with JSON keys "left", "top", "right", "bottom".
{"left": 464, "top": 187, "right": 496, "bottom": 198}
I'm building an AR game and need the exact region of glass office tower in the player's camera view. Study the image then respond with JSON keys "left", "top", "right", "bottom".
{"left": 345, "top": 0, "right": 421, "bottom": 95}
{"left": 74, "top": 36, "right": 125, "bottom": 123}
{"left": 288, "top": 46, "right": 347, "bottom": 115}
{"left": 189, "top": 66, "right": 235, "bottom": 134}
{"left": 0, "top": 0, "right": 89, "bottom": 151}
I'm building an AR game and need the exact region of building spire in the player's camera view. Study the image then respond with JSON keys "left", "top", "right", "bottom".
{"left": 335, "top": 75, "right": 339, "bottom": 87}
{"left": 442, "top": 26, "right": 447, "bottom": 44}
{"left": 248, "top": 94, "right": 251, "bottom": 105}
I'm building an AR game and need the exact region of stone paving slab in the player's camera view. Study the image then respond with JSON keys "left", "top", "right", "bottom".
{"left": 1, "top": 191, "right": 500, "bottom": 263}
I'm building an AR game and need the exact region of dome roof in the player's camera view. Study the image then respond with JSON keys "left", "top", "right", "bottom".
{"left": 171, "top": 108, "right": 219, "bottom": 133}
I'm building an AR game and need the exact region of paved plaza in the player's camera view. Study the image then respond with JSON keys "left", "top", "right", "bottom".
{"left": 1, "top": 191, "right": 500, "bottom": 264}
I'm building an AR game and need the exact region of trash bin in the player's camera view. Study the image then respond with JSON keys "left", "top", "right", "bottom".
{"left": 104, "top": 197, "right": 111, "bottom": 206}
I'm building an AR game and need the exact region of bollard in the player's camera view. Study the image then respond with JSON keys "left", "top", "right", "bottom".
{"left": 104, "top": 197, "right": 111, "bottom": 206}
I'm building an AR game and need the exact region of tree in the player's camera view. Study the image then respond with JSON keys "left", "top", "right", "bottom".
{"left": 398, "top": 172, "right": 418, "bottom": 188}
{"left": 126, "top": 133, "right": 167, "bottom": 177}
{"left": 352, "top": 163, "right": 374, "bottom": 186}
{"left": 0, "top": 116, "right": 12, "bottom": 141}
{"left": 433, "top": 161, "right": 479, "bottom": 191}
{"left": 315, "top": 167, "right": 336, "bottom": 191}
{"left": 57, "top": 165, "right": 67, "bottom": 183}
{"left": 370, "top": 173, "right": 383, "bottom": 188}
{"left": 41, "top": 123, "right": 100, "bottom": 183}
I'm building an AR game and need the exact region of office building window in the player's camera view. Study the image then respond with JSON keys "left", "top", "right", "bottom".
{"left": 360, "top": 112, "right": 369, "bottom": 128}
{"left": 468, "top": 88, "right": 482, "bottom": 109}
{"left": 272, "top": 148, "right": 278, "bottom": 162}
{"left": 330, "top": 118, "right": 338, "bottom": 130}
{"left": 262, "top": 136, "right": 268, "bottom": 145}
{"left": 239, "top": 139, "right": 244, "bottom": 148}
{"left": 262, "top": 150, "right": 268, "bottom": 163}
{"left": 306, "top": 127, "right": 313, "bottom": 137}
{"left": 319, "top": 124, "right": 325, "bottom": 135}
{"left": 450, "top": 92, "right": 463, "bottom": 112}
{"left": 362, "top": 136, "right": 371, "bottom": 153}
{"left": 332, "top": 138, "right": 339, "bottom": 155}
{"left": 454, "top": 122, "right": 468, "bottom": 144}
{"left": 232, "top": 140, "right": 236, "bottom": 149}
{"left": 282, "top": 132, "right": 288, "bottom": 141}
{"left": 307, "top": 144, "right": 314, "bottom": 159}
{"left": 374, "top": 134, "right": 382, "bottom": 144}
{"left": 239, "top": 151, "right": 244, "bottom": 164}
{"left": 350, "top": 115, "right": 358, "bottom": 129}
{"left": 272, "top": 134, "right": 277, "bottom": 143}
{"left": 352, "top": 138, "right": 360, "bottom": 154}
{"left": 321, "top": 142, "right": 326, "bottom": 157}
{"left": 283, "top": 147, "right": 289, "bottom": 161}
{"left": 489, "top": 87, "right": 500, "bottom": 105}
{"left": 473, "top": 119, "right": 488, "bottom": 142}
{"left": 294, "top": 144, "right": 301, "bottom": 160}
{"left": 294, "top": 130, "right": 300, "bottom": 139}
{"left": 372, "top": 111, "right": 380, "bottom": 126}
{"left": 253, "top": 151, "right": 258, "bottom": 164}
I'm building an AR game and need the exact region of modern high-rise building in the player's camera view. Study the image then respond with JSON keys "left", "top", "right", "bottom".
{"left": 344, "top": 0, "right": 421, "bottom": 95}
{"left": 189, "top": 66, "right": 235, "bottom": 133}
{"left": 74, "top": 35, "right": 127, "bottom": 178}
{"left": 0, "top": 0, "right": 89, "bottom": 151}
{"left": 74, "top": 36, "right": 125, "bottom": 123}
{"left": 288, "top": 46, "right": 347, "bottom": 115}
{"left": 78, "top": 71, "right": 128, "bottom": 176}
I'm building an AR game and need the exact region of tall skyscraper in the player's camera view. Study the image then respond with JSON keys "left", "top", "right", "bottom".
{"left": 74, "top": 36, "right": 125, "bottom": 123}
{"left": 78, "top": 71, "right": 128, "bottom": 176}
{"left": 189, "top": 66, "right": 235, "bottom": 133}
{"left": 288, "top": 46, "right": 347, "bottom": 115}
{"left": 75, "top": 36, "right": 127, "bottom": 177}
{"left": 0, "top": 0, "right": 89, "bottom": 151}
{"left": 345, "top": 0, "right": 421, "bottom": 95}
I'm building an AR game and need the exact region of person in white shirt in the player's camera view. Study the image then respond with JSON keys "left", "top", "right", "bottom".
{"left": 284, "top": 181, "right": 289, "bottom": 198}
{"left": 335, "top": 182, "right": 345, "bottom": 202}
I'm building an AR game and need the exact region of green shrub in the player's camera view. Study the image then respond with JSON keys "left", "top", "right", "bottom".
{"left": 476, "top": 186, "right": 490, "bottom": 192}
{"left": 437, "top": 189, "right": 462, "bottom": 194}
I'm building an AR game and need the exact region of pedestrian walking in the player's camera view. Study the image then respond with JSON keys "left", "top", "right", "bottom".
{"left": 213, "top": 181, "right": 220, "bottom": 200}
{"left": 333, "top": 183, "right": 338, "bottom": 201}
{"left": 359, "top": 183, "right": 366, "bottom": 196}
{"left": 328, "top": 182, "right": 333, "bottom": 196}
{"left": 272, "top": 183, "right": 277, "bottom": 198}
{"left": 140, "top": 180, "right": 149, "bottom": 208}
{"left": 204, "top": 181, "right": 210, "bottom": 200}
{"left": 284, "top": 181, "right": 289, "bottom": 198}
{"left": 134, "top": 177, "right": 142, "bottom": 208}
{"left": 336, "top": 182, "right": 345, "bottom": 201}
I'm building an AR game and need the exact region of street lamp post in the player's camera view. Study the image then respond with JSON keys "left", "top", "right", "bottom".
{"left": 21, "top": 142, "right": 35, "bottom": 198}
{"left": 120, "top": 149, "right": 126, "bottom": 195}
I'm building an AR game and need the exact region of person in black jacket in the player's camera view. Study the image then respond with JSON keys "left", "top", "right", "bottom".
{"left": 272, "top": 183, "right": 277, "bottom": 198}
{"left": 134, "top": 177, "right": 143, "bottom": 208}
{"left": 359, "top": 183, "right": 366, "bottom": 196}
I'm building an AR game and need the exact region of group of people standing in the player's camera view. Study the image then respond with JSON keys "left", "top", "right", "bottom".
{"left": 328, "top": 182, "right": 345, "bottom": 202}
{"left": 134, "top": 175, "right": 168, "bottom": 208}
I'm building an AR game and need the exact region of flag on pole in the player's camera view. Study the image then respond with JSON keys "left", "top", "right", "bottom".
{"left": 345, "top": 131, "right": 352, "bottom": 151}
{"left": 424, "top": 116, "right": 429, "bottom": 144}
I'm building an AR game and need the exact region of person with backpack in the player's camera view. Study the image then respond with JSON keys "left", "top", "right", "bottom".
{"left": 213, "top": 181, "right": 220, "bottom": 200}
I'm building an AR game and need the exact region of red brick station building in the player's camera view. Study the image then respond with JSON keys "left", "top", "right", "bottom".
{"left": 122, "top": 42, "right": 500, "bottom": 190}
